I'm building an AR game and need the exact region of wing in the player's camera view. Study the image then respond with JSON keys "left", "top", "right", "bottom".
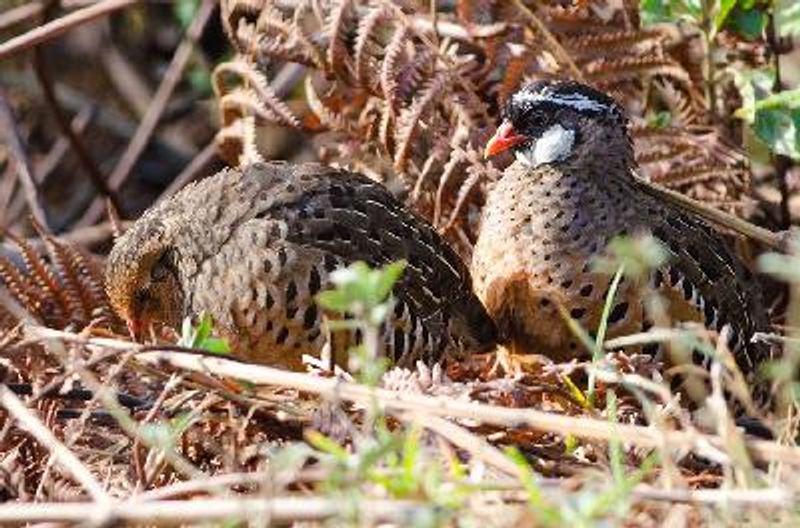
{"left": 242, "top": 162, "right": 496, "bottom": 352}
{"left": 647, "top": 197, "right": 772, "bottom": 372}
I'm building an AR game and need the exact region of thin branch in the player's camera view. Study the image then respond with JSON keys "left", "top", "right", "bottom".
{"left": 0, "top": 1, "right": 43, "bottom": 33}
{"left": 630, "top": 485, "right": 794, "bottom": 506}
{"left": 101, "top": 42, "right": 153, "bottom": 118}
{"left": 0, "top": 0, "right": 137, "bottom": 60}
{"left": 414, "top": 413, "right": 522, "bottom": 479}
{"left": 35, "top": 104, "right": 96, "bottom": 184}
{"left": 634, "top": 175, "right": 786, "bottom": 251}
{"left": 0, "top": 84, "right": 49, "bottom": 229}
{"left": 32, "top": 44, "right": 123, "bottom": 213}
{"left": 0, "top": 153, "right": 19, "bottom": 225}
{"left": 75, "top": 0, "right": 216, "bottom": 227}
{"left": 0, "top": 497, "right": 422, "bottom": 524}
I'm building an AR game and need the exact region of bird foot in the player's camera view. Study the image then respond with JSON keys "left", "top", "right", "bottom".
{"left": 490, "top": 345, "right": 544, "bottom": 378}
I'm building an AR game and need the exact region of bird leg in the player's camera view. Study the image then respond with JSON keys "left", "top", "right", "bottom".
{"left": 490, "top": 343, "right": 548, "bottom": 377}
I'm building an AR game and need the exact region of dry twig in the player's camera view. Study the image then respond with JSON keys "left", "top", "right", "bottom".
{"left": 0, "top": 85, "right": 48, "bottom": 229}
{"left": 24, "top": 327, "right": 800, "bottom": 467}
{"left": 76, "top": 0, "right": 216, "bottom": 227}
{"left": 0, "top": 0, "right": 137, "bottom": 60}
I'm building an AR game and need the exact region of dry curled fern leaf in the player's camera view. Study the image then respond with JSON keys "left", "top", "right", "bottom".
{"left": 0, "top": 228, "right": 119, "bottom": 333}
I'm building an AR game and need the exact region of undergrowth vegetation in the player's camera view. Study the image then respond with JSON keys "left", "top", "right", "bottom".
{"left": 0, "top": 0, "right": 799, "bottom": 526}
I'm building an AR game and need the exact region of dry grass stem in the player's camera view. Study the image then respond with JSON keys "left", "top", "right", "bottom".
{"left": 76, "top": 0, "right": 216, "bottom": 227}
{"left": 0, "top": 0, "right": 138, "bottom": 60}
{"left": 25, "top": 326, "right": 800, "bottom": 467}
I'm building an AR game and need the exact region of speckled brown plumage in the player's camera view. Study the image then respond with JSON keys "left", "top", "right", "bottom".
{"left": 472, "top": 81, "right": 771, "bottom": 397}
{"left": 105, "top": 161, "right": 496, "bottom": 370}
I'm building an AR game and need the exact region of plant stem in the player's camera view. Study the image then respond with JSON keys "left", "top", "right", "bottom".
{"left": 701, "top": 0, "right": 718, "bottom": 117}
{"left": 767, "top": 11, "right": 794, "bottom": 228}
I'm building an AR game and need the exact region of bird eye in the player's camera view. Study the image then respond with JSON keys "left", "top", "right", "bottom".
{"left": 151, "top": 248, "right": 175, "bottom": 282}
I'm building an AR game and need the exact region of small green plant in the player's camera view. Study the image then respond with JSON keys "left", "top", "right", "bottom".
{"left": 301, "top": 422, "right": 469, "bottom": 526}
{"left": 178, "top": 313, "right": 231, "bottom": 354}
{"left": 508, "top": 439, "right": 657, "bottom": 528}
{"left": 639, "top": 0, "right": 800, "bottom": 161}
{"left": 641, "top": 0, "right": 761, "bottom": 114}
{"left": 315, "top": 260, "right": 406, "bottom": 384}
{"left": 735, "top": 69, "right": 800, "bottom": 161}
{"left": 259, "top": 260, "right": 477, "bottom": 524}
{"left": 561, "top": 235, "right": 670, "bottom": 407}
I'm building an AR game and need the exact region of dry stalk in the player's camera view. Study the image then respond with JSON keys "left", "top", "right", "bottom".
{"left": 76, "top": 0, "right": 216, "bottom": 228}
{"left": 24, "top": 326, "right": 800, "bottom": 467}
{"left": 0, "top": 0, "right": 137, "bottom": 59}
{"left": 0, "top": 497, "right": 423, "bottom": 524}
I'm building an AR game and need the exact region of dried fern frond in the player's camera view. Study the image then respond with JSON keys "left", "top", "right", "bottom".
{"left": 0, "top": 230, "right": 119, "bottom": 333}
{"left": 634, "top": 125, "right": 750, "bottom": 213}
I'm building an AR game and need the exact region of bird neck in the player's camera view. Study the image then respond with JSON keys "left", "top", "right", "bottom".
{"left": 563, "top": 122, "right": 637, "bottom": 182}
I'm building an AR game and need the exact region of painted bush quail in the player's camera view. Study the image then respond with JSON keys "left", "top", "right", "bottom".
{"left": 472, "top": 80, "right": 772, "bottom": 392}
{"left": 106, "top": 161, "right": 496, "bottom": 370}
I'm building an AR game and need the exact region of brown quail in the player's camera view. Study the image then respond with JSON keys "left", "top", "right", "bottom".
{"left": 105, "top": 161, "right": 496, "bottom": 370}
{"left": 472, "top": 80, "right": 772, "bottom": 397}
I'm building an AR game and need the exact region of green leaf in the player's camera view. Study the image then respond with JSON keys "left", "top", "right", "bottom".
{"left": 139, "top": 413, "right": 192, "bottom": 450}
{"left": 732, "top": 67, "right": 775, "bottom": 122}
{"left": 197, "top": 336, "right": 231, "bottom": 355}
{"left": 754, "top": 106, "right": 800, "bottom": 160}
{"left": 401, "top": 425, "right": 422, "bottom": 488}
{"left": 315, "top": 289, "right": 353, "bottom": 313}
{"left": 588, "top": 264, "right": 626, "bottom": 405}
{"left": 753, "top": 89, "right": 800, "bottom": 111}
{"left": 195, "top": 313, "right": 213, "bottom": 343}
{"left": 506, "top": 448, "right": 563, "bottom": 525}
{"left": 729, "top": 5, "right": 767, "bottom": 40}
{"left": 734, "top": 69, "right": 800, "bottom": 159}
{"left": 639, "top": 0, "right": 702, "bottom": 26}
{"left": 712, "top": 0, "right": 737, "bottom": 36}
{"left": 372, "top": 260, "right": 407, "bottom": 303}
{"left": 177, "top": 314, "right": 231, "bottom": 354}
{"left": 645, "top": 110, "right": 672, "bottom": 128}
{"left": 139, "top": 422, "right": 176, "bottom": 449}
{"left": 173, "top": 0, "right": 200, "bottom": 29}
{"left": 316, "top": 260, "right": 406, "bottom": 318}
{"left": 594, "top": 265, "right": 626, "bottom": 358}
{"left": 777, "top": 0, "right": 800, "bottom": 37}
{"left": 591, "top": 235, "right": 669, "bottom": 280}
{"left": 305, "top": 430, "right": 350, "bottom": 461}
{"left": 639, "top": 0, "right": 674, "bottom": 25}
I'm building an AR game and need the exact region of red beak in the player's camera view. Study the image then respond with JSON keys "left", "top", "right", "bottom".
{"left": 484, "top": 120, "right": 527, "bottom": 158}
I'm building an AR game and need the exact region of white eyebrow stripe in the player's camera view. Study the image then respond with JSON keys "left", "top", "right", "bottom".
{"left": 513, "top": 89, "right": 611, "bottom": 113}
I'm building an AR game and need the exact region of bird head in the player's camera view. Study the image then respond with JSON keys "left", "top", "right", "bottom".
{"left": 485, "top": 80, "right": 629, "bottom": 168}
{"left": 105, "top": 219, "right": 184, "bottom": 339}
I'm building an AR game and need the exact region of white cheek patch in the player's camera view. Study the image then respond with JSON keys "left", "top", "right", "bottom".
{"left": 515, "top": 124, "right": 575, "bottom": 168}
